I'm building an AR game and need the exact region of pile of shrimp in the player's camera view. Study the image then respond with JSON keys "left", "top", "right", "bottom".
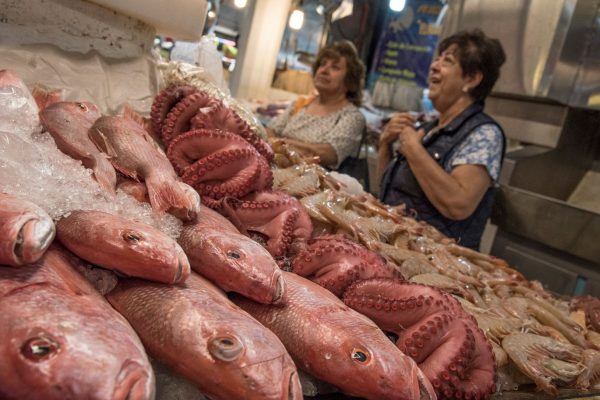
{"left": 271, "top": 141, "right": 600, "bottom": 395}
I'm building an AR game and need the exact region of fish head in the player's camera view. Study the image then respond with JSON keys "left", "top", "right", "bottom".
{"left": 113, "top": 224, "right": 190, "bottom": 284}
{"left": 1, "top": 323, "right": 154, "bottom": 400}
{"left": 0, "top": 197, "right": 55, "bottom": 266}
{"left": 324, "top": 335, "right": 435, "bottom": 400}
{"left": 203, "top": 322, "right": 301, "bottom": 400}
{"left": 199, "top": 230, "right": 285, "bottom": 304}
{"left": 40, "top": 101, "right": 101, "bottom": 132}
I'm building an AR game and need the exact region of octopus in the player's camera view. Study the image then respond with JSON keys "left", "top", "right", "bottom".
{"left": 216, "top": 191, "right": 313, "bottom": 259}
{"left": 291, "top": 234, "right": 403, "bottom": 297}
{"left": 152, "top": 85, "right": 276, "bottom": 208}
{"left": 166, "top": 129, "right": 272, "bottom": 204}
{"left": 343, "top": 278, "right": 497, "bottom": 400}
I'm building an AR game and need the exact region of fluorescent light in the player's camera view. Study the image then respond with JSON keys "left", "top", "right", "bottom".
{"left": 389, "top": 0, "right": 406, "bottom": 12}
{"left": 289, "top": 9, "right": 304, "bottom": 30}
{"left": 207, "top": 10, "right": 216, "bottom": 18}
{"left": 234, "top": 0, "right": 247, "bottom": 8}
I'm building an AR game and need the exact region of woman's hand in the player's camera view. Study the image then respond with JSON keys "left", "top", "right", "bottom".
{"left": 265, "top": 127, "right": 278, "bottom": 139}
{"left": 272, "top": 138, "right": 318, "bottom": 157}
{"left": 379, "top": 113, "right": 424, "bottom": 154}
{"left": 379, "top": 113, "right": 416, "bottom": 147}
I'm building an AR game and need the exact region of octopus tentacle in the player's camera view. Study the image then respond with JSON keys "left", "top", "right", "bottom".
{"left": 256, "top": 156, "right": 274, "bottom": 191}
{"left": 291, "top": 234, "right": 403, "bottom": 297}
{"left": 219, "top": 191, "right": 313, "bottom": 258}
{"left": 166, "top": 128, "right": 253, "bottom": 175}
{"left": 166, "top": 129, "right": 272, "bottom": 201}
{"left": 452, "top": 324, "right": 496, "bottom": 400}
{"left": 150, "top": 85, "right": 197, "bottom": 139}
{"left": 161, "top": 91, "right": 220, "bottom": 145}
{"left": 191, "top": 154, "right": 263, "bottom": 200}
{"left": 343, "top": 278, "right": 496, "bottom": 400}
{"left": 192, "top": 102, "right": 274, "bottom": 162}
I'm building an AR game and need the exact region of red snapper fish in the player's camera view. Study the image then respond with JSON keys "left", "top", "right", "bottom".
{"left": 178, "top": 205, "right": 285, "bottom": 304}
{"left": 0, "top": 245, "right": 155, "bottom": 400}
{"left": 56, "top": 210, "right": 190, "bottom": 284}
{"left": 232, "top": 272, "right": 437, "bottom": 400}
{"left": 40, "top": 101, "right": 117, "bottom": 194}
{"left": 0, "top": 193, "right": 55, "bottom": 266}
{"left": 89, "top": 115, "right": 200, "bottom": 221}
{"left": 106, "top": 272, "right": 303, "bottom": 400}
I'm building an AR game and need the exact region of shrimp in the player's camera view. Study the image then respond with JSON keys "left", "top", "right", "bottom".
{"left": 502, "top": 333, "right": 585, "bottom": 395}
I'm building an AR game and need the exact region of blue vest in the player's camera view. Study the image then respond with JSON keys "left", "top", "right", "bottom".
{"left": 379, "top": 102, "right": 505, "bottom": 250}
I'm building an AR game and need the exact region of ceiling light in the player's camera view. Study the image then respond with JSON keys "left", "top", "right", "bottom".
{"left": 234, "top": 0, "right": 247, "bottom": 8}
{"left": 389, "top": 0, "right": 406, "bottom": 12}
{"left": 289, "top": 8, "right": 304, "bottom": 30}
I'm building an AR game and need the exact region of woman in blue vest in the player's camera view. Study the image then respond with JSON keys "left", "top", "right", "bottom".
{"left": 377, "top": 29, "right": 506, "bottom": 250}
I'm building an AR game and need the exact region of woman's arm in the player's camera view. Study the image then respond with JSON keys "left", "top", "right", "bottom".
{"left": 272, "top": 138, "right": 338, "bottom": 165}
{"left": 398, "top": 125, "right": 491, "bottom": 220}
{"left": 326, "top": 109, "right": 365, "bottom": 169}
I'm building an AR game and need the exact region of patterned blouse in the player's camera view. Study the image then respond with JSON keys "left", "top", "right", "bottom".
{"left": 267, "top": 100, "right": 366, "bottom": 169}
{"left": 445, "top": 124, "right": 503, "bottom": 181}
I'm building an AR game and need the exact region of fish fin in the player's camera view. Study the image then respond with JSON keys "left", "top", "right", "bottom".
{"left": 92, "top": 156, "right": 118, "bottom": 195}
{"left": 89, "top": 128, "right": 139, "bottom": 181}
{"left": 122, "top": 103, "right": 164, "bottom": 148}
{"left": 31, "top": 84, "right": 64, "bottom": 110}
{"left": 121, "top": 103, "right": 146, "bottom": 127}
{"left": 89, "top": 127, "right": 117, "bottom": 157}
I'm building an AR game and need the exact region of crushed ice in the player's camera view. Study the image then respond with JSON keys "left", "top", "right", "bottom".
{"left": 0, "top": 130, "right": 182, "bottom": 238}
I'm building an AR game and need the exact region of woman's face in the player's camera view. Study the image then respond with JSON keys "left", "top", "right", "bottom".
{"left": 313, "top": 56, "right": 348, "bottom": 96}
{"left": 428, "top": 44, "right": 474, "bottom": 111}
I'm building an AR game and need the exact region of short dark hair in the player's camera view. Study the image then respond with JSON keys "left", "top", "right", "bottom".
{"left": 438, "top": 28, "right": 506, "bottom": 101}
{"left": 312, "top": 40, "right": 366, "bottom": 106}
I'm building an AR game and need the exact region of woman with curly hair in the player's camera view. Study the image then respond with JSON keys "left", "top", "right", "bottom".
{"left": 266, "top": 40, "right": 366, "bottom": 169}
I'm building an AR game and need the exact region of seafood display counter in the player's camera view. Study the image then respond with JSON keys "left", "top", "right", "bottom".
{"left": 3, "top": 1, "right": 600, "bottom": 399}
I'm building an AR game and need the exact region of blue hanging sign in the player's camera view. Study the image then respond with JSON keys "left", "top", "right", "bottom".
{"left": 368, "top": 1, "right": 443, "bottom": 89}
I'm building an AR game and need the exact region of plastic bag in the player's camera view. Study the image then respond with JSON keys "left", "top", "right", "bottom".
{"left": 197, "top": 35, "right": 230, "bottom": 96}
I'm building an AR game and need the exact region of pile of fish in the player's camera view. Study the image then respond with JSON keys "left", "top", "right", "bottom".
{"left": 0, "top": 69, "right": 436, "bottom": 400}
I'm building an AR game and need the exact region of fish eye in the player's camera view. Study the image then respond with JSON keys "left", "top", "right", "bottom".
{"left": 21, "top": 336, "right": 60, "bottom": 361}
{"left": 227, "top": 250, "right": 241, "bottom": 259}
{"left": 123, "top": 231, "right": 142, "bottom": 242}
{"left": 351, "top": 348, "right": 370, "bottom": 363}
{"left": 208, "top": 335, "right": 244, "bottom": 362}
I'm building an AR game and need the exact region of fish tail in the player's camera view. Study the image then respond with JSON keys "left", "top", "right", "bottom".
{"left": 93, "top": 156, "right": 117, "bottom": 195}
